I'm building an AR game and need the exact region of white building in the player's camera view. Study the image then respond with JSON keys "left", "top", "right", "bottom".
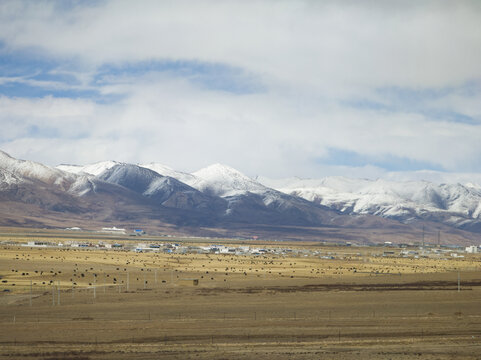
{"left": 465, "top": 245, "right": 478, "bottom": 254}
{"left": 101, "top": 226, "right": 126, "bottom": 234}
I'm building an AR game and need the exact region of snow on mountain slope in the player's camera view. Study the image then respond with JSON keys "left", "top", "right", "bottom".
{"left": 96, "top": 164, "right": 158, "bottom": 193}
{"left": 67, "top": 176, "right": 99, "bottom": 197}
{"left": 55, "top": 164, "right": 84, "bottom": 174}
{"left": 263, "top": 175, "right": 481, "bottom": 228}
{"left": 96, "top": 163, "right": 222, "bottom": 211}
{"left": 140, "top": 163, "right": 196, "bottom": 184}
{"left": 186, "top": 164, "right": 341, "bottom": 225}
{"left": 0, "top": 170, "right": 22, "bottom": 189}
{"left": 190, "top": 163, "right": 267, "bottom": 197}
{"left": 0, "top": 150, "right": 75, "bottom": 187}
{"left": 0, "top": 151, "right": 102, "bottom": 198}
{"left": 57, "top": 161, "right": 119, "bottom": 176}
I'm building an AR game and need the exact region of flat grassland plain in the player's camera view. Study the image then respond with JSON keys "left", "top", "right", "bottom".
{"left": 0, "top": 228, "right": 480, "bottom": 359}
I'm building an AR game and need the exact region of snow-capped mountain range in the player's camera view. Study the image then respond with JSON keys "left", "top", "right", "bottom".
{"left": 55, "top": 157, "right": 481, "bottom": 233}
{"left": 2, "top": 149, "right": 481, "bottom": 243}
{"left": 259, "top": 176, "right": 481, "bottom": 231}
{"left": 57, "top": 157, "right": 481, "bottom": 231}
{"left": 57, "top": 160, "right": 339, "bottom": 226}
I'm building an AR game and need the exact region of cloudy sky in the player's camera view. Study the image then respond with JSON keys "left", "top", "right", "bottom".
{"left": 1, "top": 0, "right": 481, "bottom": 179}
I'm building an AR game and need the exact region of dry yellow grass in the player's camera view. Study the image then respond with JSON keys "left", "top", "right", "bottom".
{"left": 1, "top": 229, "right": 480, "bottom": 359}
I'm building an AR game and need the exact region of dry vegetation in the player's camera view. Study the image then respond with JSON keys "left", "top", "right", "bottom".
{"left": 0, "top": 228, "right": 480, "bottom": 359}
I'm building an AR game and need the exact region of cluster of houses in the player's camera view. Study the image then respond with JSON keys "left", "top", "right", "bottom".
{"left": 376, "top": 244, "right": 480, "bottom": 259}
{"left": 134, "top": 243, "right": 292, "bottom": 256}
{"left": 11, "top": 235, "right": 480, "bottom": 260}
{"left": 16, "top": 240, "right": 316, "bottom": 257}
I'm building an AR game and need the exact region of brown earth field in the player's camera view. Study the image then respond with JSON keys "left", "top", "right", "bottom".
{"left": 0, "top": 228, "right": 480, "bottom": 359}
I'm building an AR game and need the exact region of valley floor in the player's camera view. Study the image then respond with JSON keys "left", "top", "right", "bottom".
{"left": 0, "top": 230, "right": 480, "bottom": 359}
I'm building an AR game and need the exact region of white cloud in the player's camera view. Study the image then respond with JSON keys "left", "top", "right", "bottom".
{"left": 0, "top": 1, "right": 481, "bottom": 179}
{"left": 1, "top": 1, "right": 480, "bottom": 90}
{"left": 3, "top": 77, "right": 481, "bottom": 178}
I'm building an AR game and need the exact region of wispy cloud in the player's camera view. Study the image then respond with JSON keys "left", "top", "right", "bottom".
{"left": 95, "top": 60, "right": 264, "bottom": 95}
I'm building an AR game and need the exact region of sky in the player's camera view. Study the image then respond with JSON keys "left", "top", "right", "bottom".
{"left": 1, "top": 0, "right": 481, "bottom": 180}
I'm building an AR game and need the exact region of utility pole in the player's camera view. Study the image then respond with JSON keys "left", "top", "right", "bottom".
{"left": 422, "top": 225, "right": 425, "bottom": 248}
{"left": 437, "top": 231, "right": 441, "bottom": 247}
{"left": 57, "top": 281, "right": 60, "bottom": 306}
{"left": 29, "top": 280, "right": 32, "bottom": 307}
{"left": 127, "top": 272, "right": 130, "bottom": 291}
{"left": 458, "top": 271, "right": 460, "bottom": 292}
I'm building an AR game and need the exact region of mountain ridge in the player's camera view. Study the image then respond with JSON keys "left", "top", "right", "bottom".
{"left": 1, "top": 150, "right": 480, "bottom": 244}
{"left": 260, "top": 176, "right": 481, "bottom": 232}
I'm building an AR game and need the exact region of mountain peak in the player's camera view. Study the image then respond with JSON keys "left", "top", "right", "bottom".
{"left": 57, "top": 160, "right": 119, "bottom": 176}
{"left": 191, "top": 163, "right": 266, "bottom": 197}
{"left": 194, "top": 163, "right": 249, "bottom": 179}
{"left": 140, "top": 162, "right": 195, "bottom": 184}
